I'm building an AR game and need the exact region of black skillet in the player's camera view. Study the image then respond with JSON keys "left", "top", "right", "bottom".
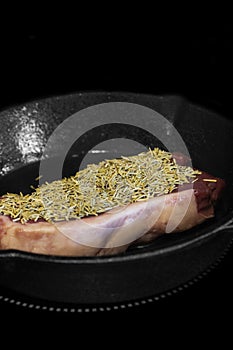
{"left": 0, "top": 92, "right": 233, "bottom": 308}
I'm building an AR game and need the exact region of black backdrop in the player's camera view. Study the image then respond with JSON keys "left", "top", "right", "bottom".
{"left": 1, "top": 20, "right": 232, "bottom": 116}
{"left": 0, "top": 19, "right": 233, "bottom": 325}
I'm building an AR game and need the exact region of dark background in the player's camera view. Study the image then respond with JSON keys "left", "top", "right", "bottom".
{"left": 0, "top": 18, "right": 233, "bottom": 326}
{"left": 0, "top": 19, "right": 232, "bottom": 117}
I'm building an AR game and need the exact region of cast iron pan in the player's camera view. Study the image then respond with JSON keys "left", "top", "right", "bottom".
{"left": 0, "top": 92, "right": 233, "bottom": 310}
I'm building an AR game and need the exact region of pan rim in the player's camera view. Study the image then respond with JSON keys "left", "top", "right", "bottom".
{"left": 0, "top": 89, "right": 231, "bottom": 123}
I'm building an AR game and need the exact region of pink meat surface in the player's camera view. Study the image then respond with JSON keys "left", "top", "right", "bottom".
{"left": 0, "top": 183, "right": 221, "bottom": 256}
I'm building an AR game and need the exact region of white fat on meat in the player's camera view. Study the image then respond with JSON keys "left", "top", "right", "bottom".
{"left": 0, "top": 189, "right": 213, "bottom": 256}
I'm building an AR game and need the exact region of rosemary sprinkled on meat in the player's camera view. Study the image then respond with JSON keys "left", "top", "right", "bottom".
{"left": 0, "top": 148, "right": 201, "bottom": 223}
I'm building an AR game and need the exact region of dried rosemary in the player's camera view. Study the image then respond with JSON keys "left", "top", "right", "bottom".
{"left": 0, "top": 148, "right": 201, "bottom": 223}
